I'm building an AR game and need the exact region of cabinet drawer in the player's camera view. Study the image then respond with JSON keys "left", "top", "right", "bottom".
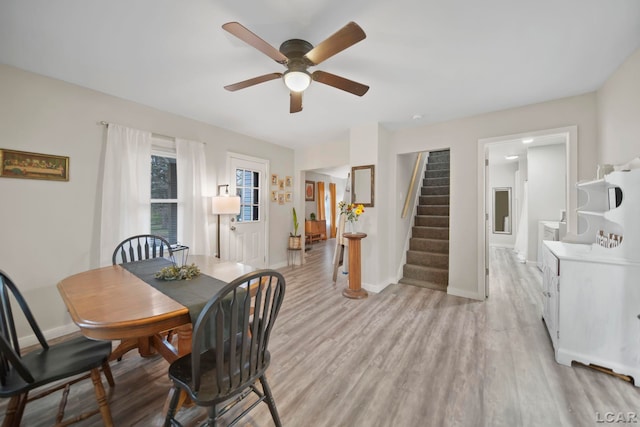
{"left": 542, "top": 245, "right": 559, "bottom": 276}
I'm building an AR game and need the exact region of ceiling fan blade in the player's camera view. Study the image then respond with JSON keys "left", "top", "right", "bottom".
{"left": 312, "top": 71, "right": 369, "bottom": 96}
{"left": 224, "top": 73, "right": 283, "bottom": 91}
{"left": 290, "top": 91, "right": 303, "bottom": 113}
{"left": 222, "top": 22, "right": 288, "bottom": 64}
{"left": 304, "top": 22, "right": 366, "bottom": 66}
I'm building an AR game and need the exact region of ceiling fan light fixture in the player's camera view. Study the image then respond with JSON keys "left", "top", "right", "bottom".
{"left": 284, "top": 70, "right": 311, "bottom": 92}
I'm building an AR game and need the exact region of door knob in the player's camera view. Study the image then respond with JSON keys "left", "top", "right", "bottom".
{"left": 230, "top": 226, "right": 236, "bottom": 231}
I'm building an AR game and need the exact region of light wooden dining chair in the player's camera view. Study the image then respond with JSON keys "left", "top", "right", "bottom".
{"left": 0, "top": 270, "right": 114, "bottom": 426}
{"left": 164, "top": 269, "right": 286, "bottom": 427}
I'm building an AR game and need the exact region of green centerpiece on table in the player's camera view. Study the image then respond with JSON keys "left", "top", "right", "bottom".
{"left": 155, "top": 263, "right": 201, "bottom": 281}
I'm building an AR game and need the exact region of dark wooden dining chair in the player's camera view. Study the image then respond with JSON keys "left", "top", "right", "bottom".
{"left": 112, "top": 234, "right": 174, "bottom": 265}
{"left": 164, "top": 270, "right": 286, "bottom": 427}
{"left": 111, "top": 234, "right": 175, "bottom": 360}
{"left": 0, "top": 269, "right": 114, "bottom": 426}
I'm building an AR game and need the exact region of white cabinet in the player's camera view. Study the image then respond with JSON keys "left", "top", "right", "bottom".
{"left": 542, "top": 241, "right": 640, "bottom": 384}
{"left": 541, "top": 168, "right": 640, "bottom": 385}
{"left": 537, "top": 221, "right": 559, "bottom": 270}
{"left": 541, "top": 244, "right": 559, "bottom": 351}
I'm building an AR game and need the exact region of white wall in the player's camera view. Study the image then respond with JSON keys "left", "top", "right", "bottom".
{"left": 394, "top": 152, "right": 426, "bottom": 278}
{"left": 597, "top": 47, "right": 640, "bottom": 165}
{"left": 488, "top": 162, "right": 518, "bottom": 248}
{"left": 0, "top": 64, "right": 293, "bottom": 341}
{"left": 392, "top": 93, "right": 598, "bottom": 299}
{"left": 526, "top": 144, "right": 566, "bottom": 262}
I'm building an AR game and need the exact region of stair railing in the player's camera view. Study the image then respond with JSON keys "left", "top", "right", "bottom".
{"left": 402, "top": 152, "right": 424, "bottom": 218}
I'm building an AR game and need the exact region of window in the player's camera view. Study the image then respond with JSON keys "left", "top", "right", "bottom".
{"left": 235, "top": 168, "right": 260, "bottom": 222}
{"left": 151, "top": 151, "right": 177, "bottom": 243}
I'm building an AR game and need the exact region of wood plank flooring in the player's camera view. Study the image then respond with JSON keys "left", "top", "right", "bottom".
{"left": 2, "top": 244, "right": 639, "bottom": 426}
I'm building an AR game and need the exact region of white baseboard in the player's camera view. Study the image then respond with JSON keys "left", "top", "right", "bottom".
{"left": 362, "top": 281, "right": 391, "bottom": 294}
{"left": 489, "top": 243, "right": 515, "bottom": 249}
{"left": 269, "top": 260, "right": 288, "bottom": 270}
{"left": 447, "top": 286, "right": 484, "bottom": 301}
{"left": 20, "top": 322, "right": 80, "bottom": 348}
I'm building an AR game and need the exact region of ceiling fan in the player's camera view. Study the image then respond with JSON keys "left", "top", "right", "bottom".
{"left": 222, "top": 21, "right": 369, "bottom": 113}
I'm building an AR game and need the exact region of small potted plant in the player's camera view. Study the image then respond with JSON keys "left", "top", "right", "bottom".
{"left": 310, "top": 212, "right": 316, "bottom": 221}
{"left": 289, "top": 207, "right": 301, "bottom": 249}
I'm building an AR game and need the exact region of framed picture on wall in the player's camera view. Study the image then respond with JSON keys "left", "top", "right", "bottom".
{"left": 305, "top": 180, "right": 315, "bottom": 201}
{"left": 271, "top": 190, "right": 278, "bottom": 202}
{"left": 278, "top": 192, "right": 285, "bottom": 205}
{"left": 285, "top": 191, "right": 292, "bottom": 202}
{"left": 0, "top": 149, "right": 69, "bottom": 181}
{"left": 285, "top": 176, "right": 293, "bottom": 187}
{"left": 271, "top": 174, "right": 278, "bottom": 186}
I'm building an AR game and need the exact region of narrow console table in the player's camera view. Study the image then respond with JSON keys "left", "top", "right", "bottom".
{"left": 342, "top": 232, "right": 368, "bottom": 299}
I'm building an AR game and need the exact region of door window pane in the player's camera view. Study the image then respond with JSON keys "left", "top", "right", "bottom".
{"left": 235, "top": 167, "right": 260, "bottom": 223}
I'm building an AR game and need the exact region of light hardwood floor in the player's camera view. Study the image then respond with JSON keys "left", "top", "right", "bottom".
{"left": 3, "top": 243, "right": 639, "bottom": 426}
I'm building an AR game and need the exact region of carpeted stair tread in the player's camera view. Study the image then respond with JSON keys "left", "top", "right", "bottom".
{"left": 398, "top": 277, "right": 448, "bottom": 292}
{"left": 410, "top": 237, "right": 449, "bottom": 253}
{"left": 407, "top": 250, "right": 449, "bottom": 268}
{"left": 402, "top": 264, "right": 448, "bottom": 286}
{"left": 412, "top": 226, "right": 449, "bottom": 240}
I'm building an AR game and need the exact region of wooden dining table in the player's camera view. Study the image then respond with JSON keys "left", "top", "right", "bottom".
{"left": 57, "top": 255, "right": 255, "bottom": 363}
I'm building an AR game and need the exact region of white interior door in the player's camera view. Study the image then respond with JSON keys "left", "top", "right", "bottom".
{"left": 228, "top": 154, "right": 268, "bottom": 268}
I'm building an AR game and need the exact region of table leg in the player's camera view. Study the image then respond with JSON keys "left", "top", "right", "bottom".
{"left": 109, "top": 337, "right": 155, "bottom": 362}
{"left": 176, "top": 324, "right": 192, "bottom": 357}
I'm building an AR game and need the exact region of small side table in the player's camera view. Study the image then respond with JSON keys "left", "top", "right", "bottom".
{"left": 287, "top": 247, "right": 302, "bottom": 268}
{"left": 342, "top": 232, "right": 368, "bottom": 299}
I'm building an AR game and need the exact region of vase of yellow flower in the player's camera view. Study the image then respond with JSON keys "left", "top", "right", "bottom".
{"left": 338, "top": 201, "right": 365, "bottom": 234}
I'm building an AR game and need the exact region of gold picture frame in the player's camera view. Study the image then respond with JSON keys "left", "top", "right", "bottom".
{"left": 0, "top": 149, "right": 69, "bottom": 181}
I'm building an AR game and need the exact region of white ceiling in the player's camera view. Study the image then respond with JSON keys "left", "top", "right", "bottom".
{"left": 488, "top": 133, "right": 566, "bottom": 166}
{"left": 1, "top": 1, "right": 639, "bottom": 150}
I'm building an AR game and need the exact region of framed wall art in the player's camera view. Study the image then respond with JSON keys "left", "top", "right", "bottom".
{"left": 305, "top": 180, "right": 315, "bottom": 201}
{"left": 0, "top": 149, "right": 69, "bottom": 181}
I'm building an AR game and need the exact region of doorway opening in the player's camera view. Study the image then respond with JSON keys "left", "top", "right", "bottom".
{"left": 478, "top": 126, "right": 577, "bottom": 298}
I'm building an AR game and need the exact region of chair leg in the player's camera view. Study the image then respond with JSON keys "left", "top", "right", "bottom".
{"left": 259, "top": 375, "right": 282, "bottom": 427}
{"left": 2, "top": 392, "right": 28, "bottom": 427}
{"left": 102, "top": 361, "right": 115, "bottom": 387}
{"left": 163, "top": 386, "right": 181, "bottom": 427}
{"left": 90, "top": 368, "right": 113, "bottom": 427}
{"left": 206, "top": 404, "right": 218, "bottom": 427}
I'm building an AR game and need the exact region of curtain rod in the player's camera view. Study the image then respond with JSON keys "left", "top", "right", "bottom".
{"left": 99, "top": 121, "right": 175, "bottom": 141}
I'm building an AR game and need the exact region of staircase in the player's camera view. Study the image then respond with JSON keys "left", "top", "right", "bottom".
{"left": 399, "top": 149, "right": 450, "bottom": 292}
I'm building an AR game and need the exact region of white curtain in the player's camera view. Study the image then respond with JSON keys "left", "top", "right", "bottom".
{"left": 99, "top": 124, "right": 152, "bottom": 266}
{"left": 513, "top": 181, "right": 528, "bottom": 263}
{"left": 176, "top": 138, "right": 211, "bottom": 256}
